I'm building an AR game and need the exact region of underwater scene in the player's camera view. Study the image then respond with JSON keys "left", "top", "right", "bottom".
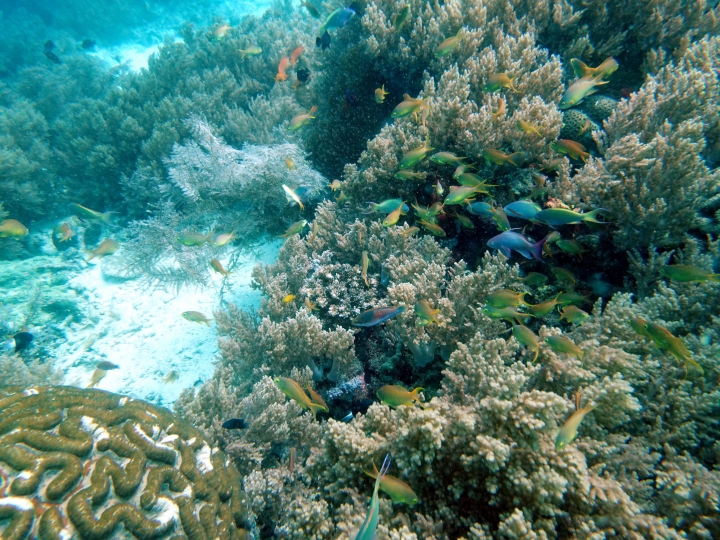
{"left": 1, "top": 0, "right": 719, "bottom": 538}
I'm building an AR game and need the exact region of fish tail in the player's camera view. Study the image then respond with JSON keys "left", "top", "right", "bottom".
{"left": 581, "top": 209, "right": 608, "bottom": 224}
{"left": 409, "top": 387, "right": 425, "bottom": 405}
{"left": 686, "top": 357, "right": 704, "bottom": 375}
{"left": 532, "top": 348, "right": 539, "bottom": 363}
{"left": 530, "top": 236, "right": 548, "bottom": 262}
{"left": 100, "top": 211, "right": 115, "bottom": 225}
{"left": 708, "top": 274, "right": 720, "bottom": 282}
{"left": 506, "top": 152, "right": 524, "bottom": 166}
{"left": 308, "top": 402, "right": 325, "bottom": 420}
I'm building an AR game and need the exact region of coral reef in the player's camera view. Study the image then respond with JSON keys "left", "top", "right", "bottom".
{"left": 0, "top": 385, "right": 251, "bottom": 539}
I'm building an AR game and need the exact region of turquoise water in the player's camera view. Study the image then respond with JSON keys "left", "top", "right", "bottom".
{"left": 1, "top": 0, "right": 719, "bottom": 538}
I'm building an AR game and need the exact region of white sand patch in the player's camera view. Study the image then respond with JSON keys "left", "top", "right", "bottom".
{"left": 54, "top": 240, "right": 281, "bottom": 407}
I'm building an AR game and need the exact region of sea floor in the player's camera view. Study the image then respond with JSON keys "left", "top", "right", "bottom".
{"left": 0, "top": 228, "right": 280, "bottom": 407}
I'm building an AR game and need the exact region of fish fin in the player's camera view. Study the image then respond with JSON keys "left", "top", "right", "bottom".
{"left": 570, "top": 58, "right": 591, "bottom": 78}
{"left": 100, "top": 211, "right": 115, "bottom": 225}
{"left": 709, "top": 274, "right": 720, "bottom": 282}
{"left": 581, "top": 208, "right": 608, "bottom": 224}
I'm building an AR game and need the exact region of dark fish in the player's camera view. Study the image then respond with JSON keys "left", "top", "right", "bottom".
{"left": 341, "top": 412, "right": 353, "bottom": 422}
{"left": 81, "top": 39, "right": 96, "bottom": 49}
{"left": 297, "top": 68, "right": 311, "bottom": 83}
{"left": 12, "top": 332, "right": 34, "bottom": 352}
{"left": 316, "top": 30, "right": 331, "bottom": 50}
{"left": 43, "top": 40, "right": 61, "bottom": 64}
{"left": 345, "top": 88, "right": 360, "bottom": 107}
{"left": 96, "top": 360, "right": 119, "bottom": 370}
{"left": 222, "top": 418, "right": 248, "bottom": 429}
{"left": 43, "top": 40, "right": 55, "bottom": 52}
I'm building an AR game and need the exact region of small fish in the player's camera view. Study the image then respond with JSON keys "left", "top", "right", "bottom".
{"left": 9, "top": 332, "right": 33, "bottom": 353}
{"left": 534, "top": 208, "right": 607, "bottom": 227}
{"left": 559, "top": 75, "right": 607, "bottom": 109}
{"left": 177, "top": 231, "right": 214, "bottom": 246}
{"left": 222, "top": 418, "right": 248, "bottom": 429}
{"left": 304, "top": 298, "right": 319, "bottom": 311}
{"left": 377, "top": 385, "right": 424, "bottom": 408}
{"left": 453, "top": 211, "right": 475, "bottom": 229}
{"left": 355, "top": 454, "right": 391, "bottom": 540}
{"left": 296, "top": 68, "right": 311, "bottom": 84}
{"left": 318, "top": 6, "right": 356, "bottom": 36}
{"left": 456, "top": 173, "right": 485, "bottom": 186}
{"left": 96, "top": 361, "right": 119, "bottom": 370}
{"left": 504, "top": 200, "right": 542, "bottom": 221}
{"left": 453, "top": 163, "right": 476, "bottom": 178}
{"left": 391, "top": 94, "right": 430, "bottom": 121}
{"left": 276, "top": 56, "right": 290, "bottom": 82}
{"left": 570, "top": 57, "right": 618, "bottom": 80}
{"left": 274, "top": 376, "right": 326, "bottom": 420}
{"left": 512, "top": 325, "right": 539, "bottom": 362}
{"left": 288, "top": 106, "right": 317, "bottom": 130}
{"left": 212, "top": 231, "right": 236, "bottom": 247}
{"left": 283, "top": 184, "right": 306, "bottom": 210}
{"left": 81, "top": 39, "right": 96, "bottom": 50}
{"left": 289, "top": 447, "right": 297, "bottom": 473}
{"left": 279, "top": 220, "right": 308, "bottom": 239}
{"left": 335, "top": 191, "right": 348, "bottom": 205}
{"left": 411, "top": 201, "right": 443, "bottom": 222}
{"left": 306, "top": 385, "right": 329, "bottom": 412}
{"left": 87, "top": 368, "right": 107, "bottom": 388}
{"left": 556, "top": 239, "right": 586, "bottom": 257}
{"left": 484, "top": 73, "right": 517, "bottom": 93}
{"left": 382, "top": 203, "right": 406, "bottom": 227}
{"left": 491, "top": 98, "right": 506, "bottom": 120}
{"left": 393, "top": 4, "right": 411, "bottom": 31}
{"left": 43, "top": 40, "right": 62, "bottom": 64}
{"left": 400, "top": 226, "right": 419, "bottom": 237}
{"left": 56, "top": 222, "right": 74, "bottom": 242}
{"left": 435, "top": 29, "right": 464, "bottom": 58}
{"left": 519, "top": 272, "right": 548, "bottom": 287}
{"left": 487, "top": 289, "right": 530, "bottom": 308}
{"left": 556, "top": 395, "right": 595, "bottom": 451}
{"left": 290, "top": 46, "right": 304, "bottom": 66}
{"left": 551, "top": 267, "right": 577, "bottom": 289}
{"left": 444, "top": 185, "right": 487, "bottom": 206}
{"left": 528, "top": 294, "right": 563, "bottom": 317}
{"left": 394, "top": 170, "right": 427, "bottom": 181}
{"left": 550, "top": 139, "right": 590, "bottom": 162}
{"left": 486, "top": 204, "right": 511, "bottom": 231}
{"left": 430, "top": 151, "right": 467, "bottom": 165}
{"left": 363, "top": 462, "right": 418, "bottom": 505}
{"left": 316, "top": 30, "right": 331, "bottom": 50}
{"left": 361, "top": 251, "right": 370, "bottom": 287}
{"left": 435, "top": 180, "right": 444, "bottom": 196}
{"left": 283, "top": 294, "right": 296, "bottom": 303}
{"left": 482, "top": 148, "right": 525, "bottom": 167}
{"left": 182, "top": 311, "right": 212, "bottom": 325}
{"left": 210, "top": 258, "right": 231, "bottom": 277}
{"left": 69, "top": 203, "right": 114, "bottom": 224}
{"left": 487, "top": 231, "right": 547, "bottom": 261}
{"left": 341, "top": 412, "right": 354, "bottom": 422}
{"left": 353, "top": 305, "right": 406, "bottom": 327}
{"left": 629, "top": 317, "right": 652, "bottom": 338}
{"left": 285, "top": 157, "right": 296, "bottom": 170}
{"left": 212, "top": 24, "right": 232, "bottom": 40}
{"left": 366, "top": 199, "right": 408, "bottom": 214}
{"left": 517, "top": 119, "right": 543, "bottom": 136}
{"left": 238, "top": 46, "right": 262, "bottom": 58}
{"left": 300, "top": 0, "right": 321, "bottom": 18}
{"left": 419, "top": 220, "right": 446, "bottom": 237}
{"left": 577, "top": 117, "right": 592, "bottom": 137}
{"left": 163, "top": 370, "right": 179, "bottom": 384}
{"left": 87, "top": 239, "right": 119, "bottom": 261}
{"left": 529, "top": 186, "right": 549, "bottom": 200}
{"left": 415, "top": 300, "right": 441, "bottom": 326}
{"left": 375, "top": 85, "right": 389, "bottom": 103}
{"left": 465, "top": 201, "right": 493, "bottom": 217}
{"left": 559, "top": 305, "right": 590, "bottom": 325}
{"left": 0, "top": 219, "right": 29, "bottom": 238}
{"left": 660, "top": 265, "right": 720, "bottom": 283}
{"left": 544, "top": 335, "right": 583, "bottom": 360}
{"left": 644, "top": 322, "right": 703, "bottom": 374}
{"left": 557, "top": 291, "right": 589, "bottom": 306}
{"left": 482, "top": 305, "right": 534, "bottom": 325}
{"left": 328, "top": 179, "right": 343, "bottom": 191}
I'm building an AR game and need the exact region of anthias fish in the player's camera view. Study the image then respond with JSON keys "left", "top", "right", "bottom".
{"left": 377, "top": 385, "right": 424, "bottom": 408}
{"left": 487, "top": 231, "right": 547, "bottom": 261}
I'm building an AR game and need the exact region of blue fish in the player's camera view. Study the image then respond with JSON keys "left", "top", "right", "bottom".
{"left": 317, "top": 7, "right": 356, "bottom": 36}
{"left": 504, "top": 200, "right": 542, "bottom": 221}
{"left": 465, "top": 201, "right": 493, "bottom": 217}
{"left": 353, "top": 305, "right": 406, "bottom": 327}
{"left": 487, "top": 231, "right": 547, "bottom": 261}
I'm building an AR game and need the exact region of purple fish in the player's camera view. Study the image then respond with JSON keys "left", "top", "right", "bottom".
{"left": 487, "top": 231, "right": 547, "bottom": 261}
{"left": 353, "top": 305, "right": 406, "bottom": 327}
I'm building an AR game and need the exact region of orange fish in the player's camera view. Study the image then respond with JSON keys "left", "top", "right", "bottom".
{"left": 276, "top": 56, "right": 290, "bottom": 82}
{"left": 290, "top": 46, "right": 304, "bottom": 66}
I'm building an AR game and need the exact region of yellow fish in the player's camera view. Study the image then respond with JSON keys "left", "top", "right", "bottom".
{"left": 86, "top": 239, "right": 119, "bottom": 261}
{"left": 377, "top": 385, "right": 424, "bottom": 408}
{"left": 375, "top": 85, "right": 389, "bottom": 103}
{"left": 210, "top": 258, "right": 231, "bottom": 277}
{"left": 283, "top": 294, "right": 296, "bottom": 303}
{"left": 274, "top": 376, "right": 326, "bottom": 420}
{"left": 0, "top": 219, "right": 29, "bottom": 238}
{"left": 182, "top": 311, "right": 212, "bottom": 325}
{"left": 556, "top": 392, "right": 595, "bottom": 451}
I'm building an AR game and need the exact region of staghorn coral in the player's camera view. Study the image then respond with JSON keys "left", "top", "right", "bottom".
{"left": 0, "top": 385, "right": 251, "bottom": 539}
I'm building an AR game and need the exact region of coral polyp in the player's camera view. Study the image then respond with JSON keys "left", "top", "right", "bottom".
{"left": 0, "top": 386, "right": 250, "bottom": 539}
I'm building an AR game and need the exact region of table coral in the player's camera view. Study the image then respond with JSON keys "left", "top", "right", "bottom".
{"left": 0, "top": 385, "right": 251, "bottom": 539}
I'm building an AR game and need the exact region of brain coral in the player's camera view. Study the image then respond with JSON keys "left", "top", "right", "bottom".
{"left": 0, "top": 386, "right": 250, "bottom": 540}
